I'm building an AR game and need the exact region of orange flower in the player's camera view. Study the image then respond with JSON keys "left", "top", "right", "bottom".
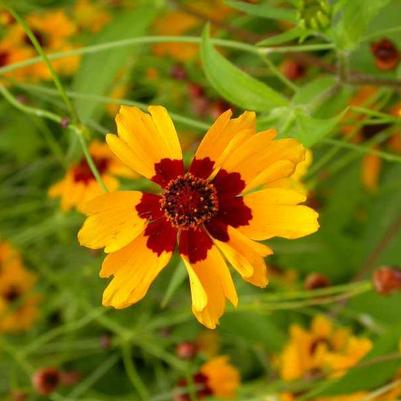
{"left": 74, "top": 0, "right": 111, "bottom": 33}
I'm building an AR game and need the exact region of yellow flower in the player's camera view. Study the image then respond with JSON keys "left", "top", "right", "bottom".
{"left": 152, "top": 0, "right": 232, "bottom": 61}
{"left": 0, "top": 241, "right": 39, "bottom": 332}
{"left": 78, "top": 105, "right": 319, "bottom": 328}
{"left": 49, "top": 140, "right": 133, "bottom": 212}
{"left": 279, "top": 315, "right": 372, "bottom": 381}
{"left": 6, "top": 9, "right": 79, "bottom": 80}
{"left": 200, "top": 356, "right": 240, "bottom": 399}
{"left": 74, "top": 0, "right": 111, "bottom": 33}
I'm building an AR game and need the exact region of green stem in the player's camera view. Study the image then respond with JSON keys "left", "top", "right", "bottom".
{"left": 258, "top": 43, "right": 335, "bottom": 54}
{"left": 2, "top": 2, "right": 79, "bottom": 123}
{"left": 122, "top": 344, "right": 150, "bottom": 400}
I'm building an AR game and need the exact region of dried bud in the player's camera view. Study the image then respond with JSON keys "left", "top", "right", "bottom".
{"left": 371, "top": 38, "right": 400, "bottom": 71}
{"left": 280, "top": 59, "right": 306, "bottom": 81}
{"left": 373, "top": 266, "right": 401, "bottom": 295}
{"left": 176, "top": 341, "right": 198, "bottom": 360}
{"left": 304, "top": 273, "right": 330, "bottom": 290}
{"left": 32, "top": 367, "right": 61, "bottom": 395}
{"left": 170, "top": 64, "right": 187, "bottom": 81}
{"left": 188, "top": 83, "right": 205, "bottom": 99}
{"left": 60, "top": 116, "right": 70, "bottom": 129}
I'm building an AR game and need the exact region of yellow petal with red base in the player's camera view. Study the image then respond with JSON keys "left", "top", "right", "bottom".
{"left": 101, "top": 234, "right": 172, "bottom": 308}
{"left": 194, "top": 110, "right": 257, "bottom": 174}
{"left": 182, "top": 247, "right": 238, "bottom": 329}
{"left": 107, "top": 106, "right": 182, "bottom": 178}
{"left": 221, "top": 135, "right": 305, "bottom": 192}
{"left": 240, "top": 188, "right": 319, "bottom": 240}
{"left": 78, "top": 191, "right": 145, "bottom": 253}
{"left": 214, "top": 226, "right": 272, "bottom": 288}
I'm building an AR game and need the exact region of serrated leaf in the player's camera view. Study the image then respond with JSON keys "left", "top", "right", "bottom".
{"left": 72, "top": 5, "right": 156, "bottom": 122}
{"left": 201, "top": 26, "right": 288, "bottom": 112}
{"left": 225, "top": 0, "right": 297, "bottom": 22}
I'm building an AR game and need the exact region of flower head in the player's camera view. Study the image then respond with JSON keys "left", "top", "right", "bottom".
{"left": 371, "top": 38, "right": 400, "bottom": 70}
{"left": 0, "top": 241, "right": 39, "bottom": 332}
{"left": 78, "top": 106, "right": 319, "bottom": 328}
{"left": 278, "top": 315, "right": 372, "bottom": 381}
{"left": 49, "top": 140, "right": 133, "bottom": 212}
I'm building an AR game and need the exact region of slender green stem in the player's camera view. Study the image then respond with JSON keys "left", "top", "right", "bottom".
{"left": 122, "top": 344, "right": 150, "bottom": 400}
{"left": 258, "top": 53, "right": 298, "bottom": 92}
{"left": 0, "top": 85, "right": 108, "bottom": 191}
{"left": 257, "top": 42, "right": 335, "bottom": 54}
{"left": 2, "top": 2, "right": 79, "bottom": 123}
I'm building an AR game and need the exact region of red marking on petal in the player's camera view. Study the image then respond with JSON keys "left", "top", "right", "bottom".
{"left": 151, "top": 158, "right": 184, "bottom": 188}
{"left": 72, "top": 157, "right": 109, "bottom": 184}
{"left": 212, "top": 169, "right": 245, "bottom": 197}
{"left": 179, "top": 227, "right": 213, "bottom": 263}
{"left": 217, "top": 195, "right": 252, "bottom": 228}
{"left": 145, "top": 217, "right": 177, "bottom": 255}
{"left": 205, "top": 219, "right": 229, "bottom": 242}
{"left": 189, "top": 157, "right": 214, "bottom": 179}
{"left": 136, "top": 193, "right": 163, "bottom": 221}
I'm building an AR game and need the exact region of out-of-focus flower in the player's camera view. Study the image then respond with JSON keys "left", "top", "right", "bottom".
{"left": 175, "top": 356, "right": 240, "bottom": 400}
{"left": 0, "top": 241, "right": 39, "bottom": 333}
{"left": 196, "top": 331, "right": 220, "bottom": 358}
{"left": 370, "top": 38, "right": 400, "bottom": 71}
{"left": 78, "top": 105, "right": 319, "bottom": 328}
{"left": 373, "top": 266, "right": 401, "bottom": 295}
{"left": 49, "top": 140, "right": 133, "bottom": 212}
{"left": 176, "top": 341, "right": 198, "bottom": 360}
{"left": 152, "top": 0, "right": 232, "bottom": 61}
{"left": 279, "top": 315, "right": 372, "bottom": 381}
{"left": 74, "top": 0, "right": 111, "bottom": 33}
{"left": 6, "top": 9, "right": 79, "bottom": 80}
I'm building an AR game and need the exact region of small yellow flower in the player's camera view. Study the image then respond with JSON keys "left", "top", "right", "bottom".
{"left": 49, "top": 140, "right": 133, "bottom": 212}
{"left": 78, "top": 105, "right": 319, "bottom": 328}
{"left": 74, "top": 0, "right": 111, "bottom": 33}
{"left": 279, "top": 315, "right": 372, "bottom": 381}
{"left": 0, "top": 241, "right": 39, "bottom": 333}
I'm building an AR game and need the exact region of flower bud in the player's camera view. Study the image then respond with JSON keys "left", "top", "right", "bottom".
{"left": 280, "top": 59, "right": 306, "bottom": 81}
{"left": 32, "top": 367, "right": 61, "bottom": 395}
{"left": 176, "top": 341, "right": 198, "bottom": 360}
{"left": 304, "top": 273, "right": 330, "bottom": 290}
{"left": 370, "top": 38, "right": 400, "bottom": 70}
{"left": 373, "top": 266, "right": 401, "bottom": 295}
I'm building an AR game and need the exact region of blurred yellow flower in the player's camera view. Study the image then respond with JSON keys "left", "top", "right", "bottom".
{"left": 49, "top": 140, "right": 133, "bottom": 212}
{"left": 74, "top": 0, "right": 111, "bottom": 33}
{"left": 0, "top": 241, "right": 39, "bottom": 332}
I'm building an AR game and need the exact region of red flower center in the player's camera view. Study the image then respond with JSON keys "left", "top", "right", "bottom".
{"left": 160, "top": 173, "right": 218, "bottom": 229}
{"left": 24, "top": 30, "right": 47, "bottom": 47}
{"left": 3, "top": 285, "right": 21, "bottom": 303}
{"left": 0, "top": 50, "right": 9, "bottom": 67}
{"left": 72, "top": 157, "right": 109, "bottom": 184}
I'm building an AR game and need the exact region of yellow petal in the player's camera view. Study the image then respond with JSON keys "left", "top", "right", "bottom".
{"left": 214, "top": 226, "right": 272, "bottom": 288}
{"left": 78, "top": 191, "right": 145, "bottom": 252}
{"left": 101, "top": 234, "right": 172, "bottom": 308}
{"left": 362, "top": 152, "right": 381, "bottom": 191}
{"left": 182, "top": 246, "right": 238, "bottom": 329}
{"left": 239, "top": 188, "right": 319, "bottom": 240}
{"left": 107, "top": 106, "right": 182, "bottom": 179}
{"left": 221, "top": 135, "right": 305, "bottom": 192}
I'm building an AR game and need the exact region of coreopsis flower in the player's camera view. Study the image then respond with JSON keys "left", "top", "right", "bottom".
{"left": 370, "top": 38, "right": 400, "bottom": 70}
{"left": 6, "top": 9, "right": 79, "bottom": 79}
{"left": 73, "top": 0, "right": 111, "bottom": 33}
{"left": 278, "top": 315, "right": 372, "bottom": 382}
{"left": 0, "top": 242, "right": 39, "bottom": 332}
{"left": 175, "top": 356, "right": 239, "bottom": 400}
{"left": 78, "top": 106, "right": 319, "bottom": 328}
{"left": 49, "top": 140, "right": 133, "bottom": 212}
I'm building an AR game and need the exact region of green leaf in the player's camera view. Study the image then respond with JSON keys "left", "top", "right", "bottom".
{"left": 72, "top": 5, "right": 156, "bottom": 122}
{"left": 292, "top": 76, "right": 337, "bottom": 106}
{"left": 225, "top": 0, "right": 297, "bottom": 22}
{"left": 315, "top": 322, "right": 401, "bottom": 397}
{"left": 257, "top": 26, "right": 309, "bottom": 46}
{"left": 161, "top": 261, "right": 187, "bottom": 308}
{"left": 201, "top": 26, "right": 288, "bottom": 112}
{"left": 334, "top": 0, "right": 392, "bottom": 49}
